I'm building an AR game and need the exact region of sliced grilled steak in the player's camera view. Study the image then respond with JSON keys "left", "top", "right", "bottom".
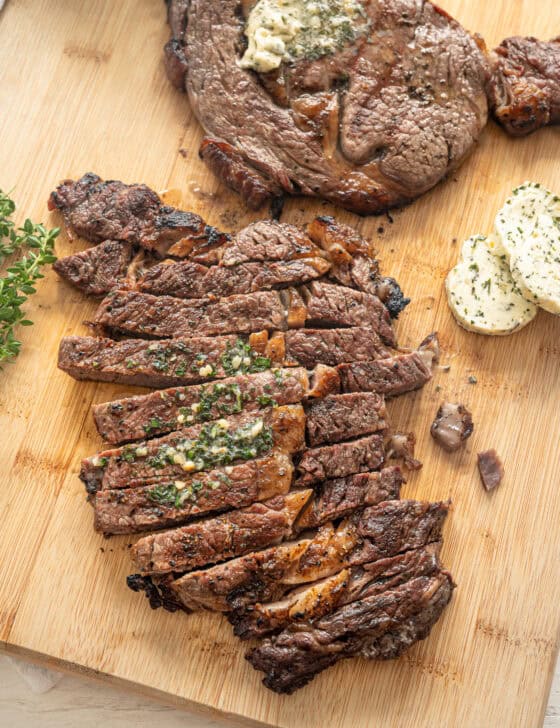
{"left": 58, "top": 332, "right": 279, "bottom": 388}
{"left": 92, "top": 289, "right": 296, "bottom": 339}
{"left": 306, "top": 216, "right": 410, "bottom": 318}
{"left": 174, "top": 0, "right": 489, "bottom": 213}
{"left": 92, "top": 366, "right": 319, "bottom": 445}
{"left": 488, "top": 36, "right": 560, "bottom": 136}
{"left": 284, "top": 327, "right": 392, "bottom": 367}
{"left": 296, "top": 434, "right": 385, "bottom": 486}
{"left": 305, "top": 393, "right": 387, "bottom": 447}
{"left": 294, "top": 467, "right": 404, "bottom": 533}
{"left": 131, "top": 490, "right": 313, "bottom": 574}
{"left": 94, "top": 451, "right": 293, "bottom": 535}
{"left": 165, "top": 500, "right": 449, "bottom": 612}
{"left": 53, "top": 240, "right": 134, "bottom": 296}
{"left": 338, "top": 352, "right": 432, "bottom": 396}
{"left": 81, "top": 404, "right": 305, "bottom": 493}
{"left": 137, "top": 256, "right": 331, "bottom": 298}
{"left": 303, "top": 282, "right": 395, "bottom": 345}
{"left": 222, "top": 220, "right": 325, "bottom": 266}
{"left": 48, "top": 173, "right": 229, "bottom": 259}
{"left": 247, "top": 571, "right": 454, "bottom": 693}
{"left": 93, "top": 284, "right": 393, "bottom": 341}
{"left": 232, "top": 542, "right": 441, "bottom": 639}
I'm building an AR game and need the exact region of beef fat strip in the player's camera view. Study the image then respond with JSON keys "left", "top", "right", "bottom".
{"left": 81, "top": 404, "right": 305, "bottom": 493}
{"left": 94, "top": 451, "right": 293, "bottom": 535}
{"left": 48, "top": 173, "right": 229, "bottom": 260}
{"left": 58, "top": 328, "right": 393, "bottom": 388}
{"left": 130, "top": 490, "right": 313, "bottom": 573}
{"left": 93, "top": 365, "right": 339, "bottom": 445}
{"left": 247, "top": 570, "right": 454, "bottom": 694}
{"left": 92, "top": 284, "right": 395, "bottom": 343}
{"left": 151, "top": 500, "right": 449, "bottom": 613}
{"left": 232, "top": 542, "right": 441, "bottom": 640}
{"left": 58, "top": 332, "right": 282, "bottom": 389}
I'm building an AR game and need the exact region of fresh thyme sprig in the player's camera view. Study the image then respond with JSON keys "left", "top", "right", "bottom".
{"left": 0, "top": 190, "right": 59, "bottom": 366}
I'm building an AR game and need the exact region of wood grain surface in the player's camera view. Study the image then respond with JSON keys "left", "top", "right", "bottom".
{"left": 0, "top": 1, "right": 559, "bottom": 727}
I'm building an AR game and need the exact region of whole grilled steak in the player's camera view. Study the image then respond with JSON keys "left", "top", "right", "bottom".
{"left": 488, "top": 36, "right": 560, "bottom": 136}
{"left": 165, "top": 0, "right": 489, "bottom": 213}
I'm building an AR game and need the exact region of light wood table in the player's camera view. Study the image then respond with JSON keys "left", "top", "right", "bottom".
{"left": 1, "top": 656, "right": 558, "bottom": 728}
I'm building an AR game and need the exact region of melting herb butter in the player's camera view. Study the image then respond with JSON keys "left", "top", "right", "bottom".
{"left": 240, "top": 0, "right": 368, "bottom": 73}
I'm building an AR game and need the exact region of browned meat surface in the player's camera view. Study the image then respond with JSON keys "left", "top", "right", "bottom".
{"left": 477, "top": 449, "right": 504, "bottom": 491}
{"left": 303, "top": 282, "right": 395, "bottom": 345}
{"left": 430, "top": 402, "right": 474, "bottom": 452}
{"left": 94, "top": 451, "right": 293, "bottom": 535}
{"left": 488, "top": 36, "right": 560, "bottom": 136}
{"left": 137, "top": 256, "right": 330, "bottom": 298}
{"left": 306, "top": 216, "right": 409, "bottom": 318}
{"left": 247, "top": 570, "right": 454, "bottom": 693}
{"left": 305, "top": 393, "right": 387, "bottom": 447}
{"left": 165, "top": 500, "right": 449, "bottom": 612}
{"left": 57, "top": 332, "right": 280, "bottom": 389}
{"left": 92, "top": 290, "right": 292, "bottom": 339}
{"left": 92, "top": 367, "right": 315, "bottom": 445}
{"left": 171, "top": 0, "right": 489, "bottom": 213}
{"left": 284, "top": 327, "right": 392, "bottom": 367}
{"left": 232, "top": 542, "right": 441, "bottom": 639}
{"left": 296, "top": 434, "right": 385, "bottom": 485}
{"left": 293, "top": 467, "right": 403, "bottom": 533}
{"left": 81, "top": 405, "right": 306, "bottom": 493}
{"left": 338, "top": 352, "right": 432, "bottom": 396}
{"left": 131, "top": 490, "right": 312, "bottom": 574}
{"left": 222, "top": 220, "right": 324, "bottom": 266}
{"left": 48, "top": 173, "right": 229, "bottom": 258}
{"left": 53, "top": 240, "right": 134, "bottom": 296}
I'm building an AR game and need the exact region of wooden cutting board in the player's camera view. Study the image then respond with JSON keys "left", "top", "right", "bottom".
{"left": 0, "top": 1, "right": 559, "bottom": 726}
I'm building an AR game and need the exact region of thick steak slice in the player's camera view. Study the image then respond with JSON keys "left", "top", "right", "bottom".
{"left": 94, "top": 451, "right": 293, "bottom": 535}
{"left": 165, "top": 500, "right": 449, "bottom": 612}
{"left": 92, "top": 366, "right": 319, "bottom": 445}
{"left": 81, "top": 404, "right": 305, "bottom": 493}
{"left": 58, "top": 332, "right": 279, "bottom": 389}
{"left": 295, "top": 434, "right": 385, "bottom": 485}
{"left": 137, "top": 257, "right": 331, "bottom": 298}
{"left": 305, "top": 393, "right": 387, "bottom": 447}
{"left": 53, "top": 240, "right": 134, "bottom": 296}
{"left": 488, "top": 36, "right": 560, "bottom": 136}
{"left": 131, "top": 490, "right": 313, "bottom": 574}
{"left": 48, "top": 173, "right": 229, "bottom": 258}
{"left": 284, "top": 328, "right": 392, "bottom": 367}
{"left": 232, "top": 543, "right": 441, "bottom": 639}
{"left": 177, "top": 0, "right": 489, "bottom": 213}
{"left": 58, "top": 328, "right": 393, "bottom": 388}
{"left": 293, "top": 467, "right": 403, "bottom": 533}
{"left": 92, "top": 290, "right": 291, "bottom": 339}
{"left": 247, "top": 571, "right": 454, "bottom": 693}
{"left": 303, "top": 282, "right": 395, "bottom": 345}
{"left": 338, "top": 352, "right": 432, "bottom": 396}
{"left": 222, "top": 220, "right": 324, "bottom": 266}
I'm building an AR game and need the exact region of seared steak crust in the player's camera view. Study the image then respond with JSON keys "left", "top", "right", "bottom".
{"left": 304, "top": 392, "right": 387, "bottom": 447}
{"left": 247, "top": 571, "right": 454, "bottom": 693}
{"left": 170, "top": 0, "right": 489, "bottom": 213}
{"left": 131, "top": 490, "right": 312, "bottom": 574}
{"left": 94, "top": 452, "right": 294, "bottom": 535}
{"left": 284, "top": 327, "right": 392, "bottom": 367}
{"left": 338, "top": 352, "right": 432, "bottom": 396}
{"left": 296, "top": 434, "right": 385, "bottom": 485}
{"left": 488, "top": 36, "right": 560, "bottom": 136}
{"left": 48, "top": 173, "right": 229, "bottom": 257}
{"left": 53, "top": 240, "right": 134, "bottom": 296}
